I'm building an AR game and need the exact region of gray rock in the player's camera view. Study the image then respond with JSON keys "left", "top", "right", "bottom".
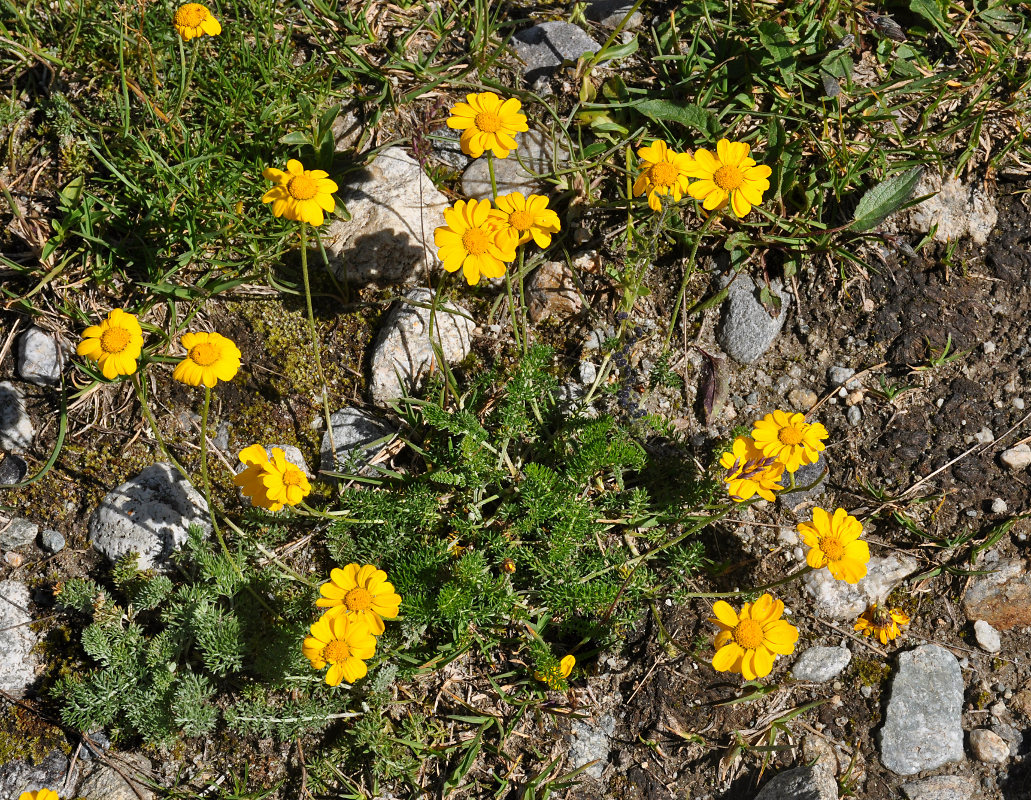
{"left": 320, "top": 409, "right": 397, "bottom": 476}
{"left": 968, "top": 728, "right": 1008, "bottom": 763}
{"left": 17, "top": 327, "right": 66, "bottom": 385}
{"left": 752, "top": 765, "right": 838, "bottom": 800}
{"left": 79, "top": 753, "right": 154, "bottom": 800}
{"left": 778, "top": 453, "right": 828, "bottom": 510}
{"left": 512, "top": 22, "right": 602, "bottom": 83}
{"left": 908, "top": 172, "right": 997, "bottom": 246}
{"left": 999, "top": 444, "right": 1031, "bottom": 471}
{"left": 880, "top": 644, "right": 964, "bottom": 776}
{"left": 461, "top": 130, "right": 566, "bottom": 199}
{"left": 567, "top": 713, "right": 616, "bottom": 780}
{"left": 827, "top": 365, "right": 858, "bottom": 389}
{"left": 39, "top": 529, "right": 65, "bottom": 554}
{"left": 428, "top": 127, "right": 469, "bottom": 170}
{"left": 369, "top": 288, "right": 474, "bottom": 406}
{"left": 0, "top": 580, "right": 38, "bottom": 697}
{"left": 901, "top": 774, "right": 976, "bottom": 800}
{"left": 961, "top": 558, "right": 1031, "bottom": 631}
{"left": 0, "top": 453, "right": 27, "bottom": 485}
{"left": 586, "top": 0, "right": 644, "bottom": 29}
{"left": 88, "top": 463, "right": 210, "bottom": 571}
{"left": 846, "top": 405, "right": 862, "bottom": 426}
{"left": 0, "top": 518, "right": 38, "bottom": 550}
{"left": 0, "top": 750, "right": 73, "bottom": 800}
{"left": 990, "top": 498, "right": 1008, "bottom": 514}
{"left": 973, "top": 619, "right": 1001, "bottom": 653}
{"left": 527, "top": 260, "right": 583, "bottom": 322}
{"left": 803, "top": 553, "right": 919, "bottom": 620}
{"left": 787, "top": 388, "right": 818, "bottom": 411}
{"left": 0, "top": 382, "right": 34, "bottom": 453}
{"left": 791, "top": 646, "right": 852, "bottom": 682}
{"left": 322, "top": 147, "right": 450, "bottom": 286}
{"left": 716, "top": 274, "right": 791, "bottom": 364}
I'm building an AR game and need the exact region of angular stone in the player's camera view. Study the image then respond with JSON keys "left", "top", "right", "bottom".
{"left": 320, "top": 408, "right": 397, "bottom": 477}
{"left": 586, "top": 0, "right": 644, "bottom": 29}
{"left": 901, "top": 774, "right": 976, "bottom": 800}
{"left": 717, "top": 274, "right": 791, "bottom": 364}
{"left": 998, "top": 443, "right": 1031, "bottom": 471}
{"left": 803, "top": 553, "right": 919, "bottom": 620}
{"left": 369, "top": 288, "right": 474, "bottom": 406}
{"left": 752, "top": 765, "right": 838, "bottom": 800}
{"left": 880, "top": 644, "right": 964, "bottom": 776}
{"left": 961, "top": 558, "right": 1031, "bottom": 631}
{"left": 322, "top": 147, "right": 449, "bottom": 286}
{"left": 0, "top": 580, "right": 39, "bottom": 697}
{"left": 0, "top": 518, "right": 38, "bottom": 550}
{"left": 461, "top": 130, "right": 566, "bottom": 199}
{"left": 512, "top": 22, "right": 602, "bottom": 83}
{"left": 88, "top": 463, "right": 210, "bottom": 571}
{"left": 567, "top": 713, "right": 615, "bottom": 780}
{"left": 0, "top": 382, "right": 34, "bottom": 453}
{"left": 0, "top": 750, "right": 73, "bottom": 800}
{"left": 79, "top": 753, "right": 154, "bottom": 800}
{"left": 973, "top": 619, "right": 1001, "bottom": 653}
{"left": 0, "top": 453, "right": 27, "bottom": 486}
{"left": 791, "top": 646, "right": 851, "bottom": 682}
{"left": 908, "top": 172, "right": 997, "bottom": 246}
{"left": 17, "top": 327, "right": 66, "bottom": 386}
{"left": 527, "top": 260, "right": 583, "bottom": 323}
{"left": 39, "top": 529, "right": 65, "bottom": 554}
{"left": 969, "top": 728, "right": 1008, "bottom": 763}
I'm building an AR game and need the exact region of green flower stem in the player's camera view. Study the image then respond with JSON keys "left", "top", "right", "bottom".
{"left": 132, "top": 372, "right": 189, "bottom": 479}
{"left": 172, "top": 39, "right": 199, "bottom": 119}
{"left": 301, "top": 223, "right": 336, "bottom": 463}
{"left": 517, "top": 243, "right": 529, "bottom": 354}
{"left": 662, "top": 210, "right": 719, "bottom": 355}
{"left": 486, "top": 154, "right": 523, "bottom": 348}
{"left": 199, "top": 386, "right": 218, "bottom": 536}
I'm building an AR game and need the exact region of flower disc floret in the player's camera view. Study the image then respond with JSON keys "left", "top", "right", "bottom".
{"left": 854, "top": 604, "right": 910, "bottom": 644}
{"left": 172, "top": 331, "right": 241, "bottom": 387}
{"left": 302, "top": 613, "right": 377, "bottom": 686}
{"left": 751, "top": 410, "right": 828, "bottom": 473}
{"left": 76, "top": 308, "right": 145, "bottom": 380}
{"left": 710, "top": 594, "right": 798, "bottom": 681}
{"left": 632, "top": 140, "right": 694, "bottom": 212}
{"left": 488, "top": 192, "right": 562, "bottom": 250}
{"left": 446, "top": 92, "right": 529, "bottom": 159}
{"left": 434, "top": 198, "right": 517, "bottom": 285}
{"left": 173, "top": 3, "right": 221, "bottom": 40}
{"left": 719, "top": 436, "right": 785, "bottom": 502}
{"left": 317, "top": 563, "right": 402, "bottom": 635}
{"left": 684, "top": 138, "right": 772, "bottom": 217}
{"left": 262, "top": 159, "right": 338, "bottom": 227}
{"left": 797, "top": 507, "right": 870, "bottom": 584}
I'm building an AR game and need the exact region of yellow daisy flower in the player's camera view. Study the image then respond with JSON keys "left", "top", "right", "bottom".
{"left": 632, "top": 140, "right": 694, "bottom": 212}
{"left": 750, "top": 410, "right": 828, "bottom": 473}
{"left": 710, "top": 594, "right": 798, "bottom": 681}
{"left": 302, "top": 612, "right": 377, "bottom": 686}
{"left": 489, "top": 192, "right": 561, "bottom": 250}
{"left": 261, "top": 159, "right": 339, "bottom": 227}
{"left": 434, "top": 198, "right": 517, "bottom": 285}
{"left": 76, "top": 308, "right": 145, "bottom": 380}
{"left": 535, "top": 654, "right": 575, "bottom": 689}
{"left": 684, "top": 138, "right": 773, "bottom": 217}
{"left": 172, "top": 331, "right": 241, "bottom": 388}
{"left": 797, "top": 507, "right": 870, "bottom": 584}
{"left": 172, "top": 3, "right": 221, "bottom": 41}
{"left": 854, "top": 604, "right": 910, "bottom": 644}
{"left": 719, "top": 436, "right": 785, "bottom": 502}
{"left": 446, "top": 92, "right": 529, "bottom": 159}
{"left": 19, "top": 790, "right": 59, "bottom": 800}
{"left": 233, "top": 445, "right": 311, "bottom": 512}
{"left": 316, "top": 563, "right": 402, "bottom": 636}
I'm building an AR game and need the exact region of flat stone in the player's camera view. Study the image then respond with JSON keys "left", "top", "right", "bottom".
{"left": 803, "top": 553, "right": 919, "bottom": 620}
{"left": 79, "top": 752, "right": 154, "bottom": 800}
{"left": 0, "top": 580, "right": 39, "bottom": 697}
{"left": 0, "top": 453, "right": 27, "bottom": 485}
{"left": 320, "top": 408, "right": 397, "bottom": 477}
{"left": 0, "top": 750, "right": 73, "bottom": 800}
{"left": 322, "top": 147, "right": 450, "bottom": 286}
{"left": 567, "top": 713, "right": 616, "bottom": 780}
{"left": 512, "top": 22, "right": 602, "bottom": 83}
{"left": 717, "top": 273, "right": 791, "bottom": 364}
{"left": 39, "top": 529, "right": 65, "bottom": 554}
{"left": 999, "top": 444, "right": 1031, "bottom": 471}
{"left": 527, "top": 260, "right": 583, "bottom": 323}
{"left": 586, "top": 0, "right": 644, "bottom": 29}
{"left": 973, "top": 619, "right": 1001, "bottom": 653}
{"left": 880, "top": 644, "right": 964, "bottom": 776}
{"left": 791, "top": 646, "right": 851, "bottom": 682}
{"left": 88, "top": 463, "right": 210, "bottom": 571}
{"left": 968, "top": 728, "right": 1008, "bottom": 763}
{"left": 428, "top": 127, "right": 469, "bottom": 170}
{"left": 901, "top": 774, "right": 976, "bottom": 800}
{"left": 908, "top": 172, "right": 997, "bottom": 246}
{"left": 778, "top": 453, "right": 828, "bottom": 511}
{"left": 961, "top": 558, "right": 1031, "bottom": 631}
{"left": 0, "top": 518, "right": 38, "bottom": 550}
{"left": 752, "top": 765, "right": 838, "bottom": 800}
{"left": 461, "top": 130, "right": 566, "bottom": 199}
{"left": 0, "top": 382, "right": 34, "bottom": 453}
{"left": 17, "top": 326, "right": 66, "bottom": 385}
{"left": 369, "top": 288, "right": 474, "bottom": 406}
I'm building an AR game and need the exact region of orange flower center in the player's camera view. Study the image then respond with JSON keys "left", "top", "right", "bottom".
{"left": 714, "top": 165, "right": 745, "bottom": 191}
{"left": 287, "top": 174, "right": 319, "bottom": 200}
{"left": 283, "top": 468, "right": 305, "bottom": 487}
{"left": 323, "top": 639, "right": 351, "bottom": 663}
{"left": 474, "top": 111, "right": 502, "bottom": 133}
{"left": 462, "top": 228, "right": 490, "bottom": 256}
{"left": 732, "top": 619, "right": 764, "bottom": 650}
{"left": 189, "top": 342, "right": 220, "bottom": 367}
{"left": 175, "top": 3, "right": 207, "bottom": 28}
{"left": 344, "top": 587, "right": 374, "bottom": 612}
{"left": 100, "top": 327, "right": 132, "bottom": 354}
{"left": 778, "top": 426, "right": 804, "bottom": 446}
{"left": 508, "top": 210, "right": 534, "bottom": 231}
{"left": 650, "top": 161, "right": 678, "bottom": 188}
{"left": 819, "top": 536, "right": 845, "bottom": 561}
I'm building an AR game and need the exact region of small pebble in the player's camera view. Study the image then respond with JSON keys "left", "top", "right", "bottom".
{"left": 1000, "top": 444, "right": 1031, "bottom": 471}
{"left": 845, "top": 389, "right": 864, "bottom": 406}
{"left": 973, "top": 427, "right": 994, "bottom": 444}
{"left": 991, "top": 498, "right": 1008, "bottom": 514}
{"left": 787, "top": 388, "right": 817, "bottom": 410}
{"left": 983, "top": 341, "right": 996, "bottom": 354}
{"left": 969, "top": 728, "right": 1009, "bottom": 763}
{"left": 991, "top": 701, "right": 1007, "bottom": 718}
{"left": 745, "top": 391, "right": 760, "bottom": 405}
{"left": 965, "top": 508, "right": 979, "bottom": 518}
{"left": 4, "top": 552, "right": 24, "bottom": 567}
{"left": 40, "top": 529, "right": 65, "bottom": 554}
{"left": 847, "top": 405, "right": 862, "bottom": 426}
{"left": 974, "top": 620, "right": 1002, "bottom": 653}
{"left": 1014, "top": 398, "right": 1026, "bottom": 410}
